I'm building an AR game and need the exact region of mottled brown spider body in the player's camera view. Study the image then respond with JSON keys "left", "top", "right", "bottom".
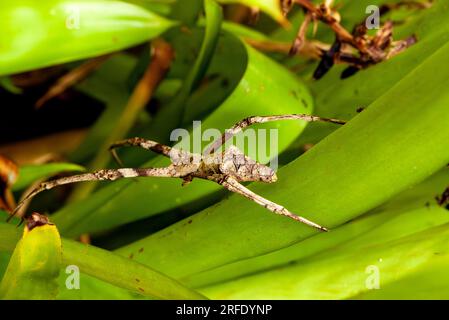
{"left": 199, "top": 146, "right": 277, "bottom": 184}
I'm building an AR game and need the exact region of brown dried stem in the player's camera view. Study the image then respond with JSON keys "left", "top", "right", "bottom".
{"left": 36, "top": 54, "right": 111, "bottom": 109}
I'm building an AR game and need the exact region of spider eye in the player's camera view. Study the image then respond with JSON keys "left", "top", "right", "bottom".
{"left": 258, "top": 166, "right": 277, "bottom": 183}
{"left": 264, "top": 173, "right": 277, "bottom": 183}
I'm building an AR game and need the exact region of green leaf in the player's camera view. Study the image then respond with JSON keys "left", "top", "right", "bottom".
{"left": 200, "top": 221, "right": 449, "bottom": 299}
{"left": 57, "top": 272, "right": 143, "bottom": 299}
{"left": 0, "top": 0, "right": 176, "bottom": 75}
{"left": 0, "top": 220, "right": 62, "bottom": 300}
{"left": 13, "top": 163, "right": 85, "bottom": 192}
{"left": 113, "top": 37, "right": 449, "bottom": 281}
{"left": 59, "top": 239, "right": 206, "bottom": 299}
{"left": 355, "top": 259, "right": 449, "bottom": 299}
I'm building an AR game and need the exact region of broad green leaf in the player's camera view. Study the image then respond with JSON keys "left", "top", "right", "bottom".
{"left": 0, "top": 220, "right": 62, "bottom": 300}
{"left": 114, "top": 37, "right": 449, "bottom": 280}
{"left": 201, "top": 222, "right": 449, "bottom": 299}
{"left": 59, "top": 239, "right": 206, "bottom": 299}
{"left": 0, "top": 0, "right": 176, "bottom": 75}
{"left": 57, "top": 272, "right": 142, "bottom": 299}
{"left": 13, "top": 163, "right": 85, "bottom": 191}
{"left": 355, "top": 259, "right": 449, "bottom": 299}
{"left": 52, "top": 37, "right": 314, "bottom": 236}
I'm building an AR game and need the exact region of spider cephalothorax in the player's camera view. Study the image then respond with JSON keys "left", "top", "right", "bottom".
{"left": 200, "top": 146, "right": 277, "bottom": 184}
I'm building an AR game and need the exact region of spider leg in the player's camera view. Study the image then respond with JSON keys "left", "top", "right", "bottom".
{"left": 220, "top": 177, "right": 328, "bottom": 232}
{"left": 109, "top": 137, "right": 186, "bottom": 166}
{"left": 205, "top": 114, "right": 346, "bottom": 155}
{"left": 8, "top": 166, "right": 184, "bottom": 222}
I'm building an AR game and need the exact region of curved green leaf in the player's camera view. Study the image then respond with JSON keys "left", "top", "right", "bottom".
{"left": 0, "top": 221, "right": 62, "bottom": 300}
{"left": 355, "top": 259, "right": 449, "bottom": 299}
{"left": 60, "top": 239, "right": 206, "bottom": 299}
{"left": 201, "top": 222, "right": 449, "bottom": 299}
{"left": 0, "top": 0, "right": 175, "bottom": 75}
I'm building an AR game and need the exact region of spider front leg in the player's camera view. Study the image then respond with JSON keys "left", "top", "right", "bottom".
{"left": 8, "top": 166, "right": 188, "bottom": 222}
{"left": 204, "top": 114, "right": 346, "bottom": 155}
{"left": 109, "top": 137, "right": 197, "bottom": 167}
{"left": 108, "top": 137, "right": 175, "bottom": 166}
{"left": 220, "top": 176, "right": 328, "bottom": 232}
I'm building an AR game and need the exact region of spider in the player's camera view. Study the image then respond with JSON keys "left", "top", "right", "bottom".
{"left": 9, "top": 114, "right": 346, "bottom": 232}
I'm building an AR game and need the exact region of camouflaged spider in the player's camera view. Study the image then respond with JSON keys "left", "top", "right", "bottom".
{"left": 10, "top": 114, "right": 346, "bottom": 232}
